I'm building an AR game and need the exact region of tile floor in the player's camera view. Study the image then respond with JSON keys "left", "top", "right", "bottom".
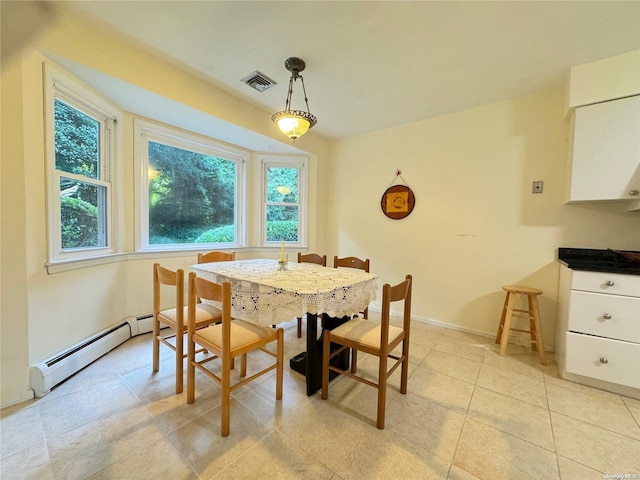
{"left": 2, "top": 315, "right": 639, "bottom": 480}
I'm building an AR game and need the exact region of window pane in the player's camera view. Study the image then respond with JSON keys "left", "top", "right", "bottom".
{"left": 266, "top": 205, "right": 298, "bottom": 242}
{"left": 54, "top": 99, "right": 100, "bottom": 179}
{"left": 60, "top": 178, "right": 106, "bottom": 249}
{"left": 148, "top": 141, "right": 236, "bottom": 244}
{"left": 267, "top": 166, "right": 298, "bottom": 202}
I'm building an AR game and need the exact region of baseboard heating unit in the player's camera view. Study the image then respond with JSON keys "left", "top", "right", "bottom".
{"left": 29, "top": 315, "right": 152, "bottom": 397}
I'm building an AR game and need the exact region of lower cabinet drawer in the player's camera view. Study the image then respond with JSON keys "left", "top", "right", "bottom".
{"left": 568, "top": 291, "right": 640, "bottom": 342}
{"left": 565, "top": 332, "right": 640, "bottom": 388}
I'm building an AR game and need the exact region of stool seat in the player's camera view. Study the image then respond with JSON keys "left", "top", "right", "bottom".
{"left": 495, "top": 284, "right": 546, "bottom": 365}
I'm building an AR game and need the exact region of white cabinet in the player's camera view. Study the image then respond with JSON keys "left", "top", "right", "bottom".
{"left": 568, "top": 95, "right": 640, "bottom": 203}
{"left": 556, "top": 265, "right": 640, "bottom": 397}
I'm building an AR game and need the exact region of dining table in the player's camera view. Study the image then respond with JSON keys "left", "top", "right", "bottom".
{"left": 191, "top": 258, "right": 378, "bottom": 395}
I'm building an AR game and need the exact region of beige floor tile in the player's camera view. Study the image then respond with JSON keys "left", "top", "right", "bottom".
{"left": 421, "top": 349, "right": 481, "bottom": 384}
{"left": 386, "top": 391, "right": 466, "bottom": 461}
{"left": 556, "top": 455, "right": 605, "bottom": 480}
{"left": 432, "top": 335, "right": 489, "bottom": 363}
{"left": 544, "top": 374, "right": 626, "bottom": 405}
{"left": 278, "top": 397, "right": 369, "bottom": 473}
{"left": 624, "top": 397, "right": 640, "bottom": 427}
{"left": 3, "top": 319, "right": 636, "bottom": 480}
{"left": 331, "top": 426, "right": 451, "bottom": 480}
{"left": 447, "top": 465, "right": 481, "bottom": 479}
{"left": 482, "top": 347, "right": 550, "bottom": 379}
{"left": 0, "top": 403, "right": 45, "bottom": 459}
{"left": 407, "top": 364, "right": 475, "bottom": 414}
{"left": 87, "top": 436, "right": 199, "bottom": 479}
{"left": 476, "top": 363, "right": 547, "bottom": 408}
{"left": 0, "top": 442, "right": 54, "bottom": 480}
{"left": 46, "top": 404, "right": 164, "bottom": 479}
{"left": 321, "top": 373, "right": 401, "bottom": 428}
{"left": 441, "top": 328, "right": 494, "bottom": 345}
{"left": 453, "top": 418, "right": 560, "bottom": 480}
{"left": 166, "top": 398, "right": 272, "bottom": 479}
{"left": 38, "top": 377, "right": 140, "bottom": 437}
{"left": 551, "top": 411, "right": 640, "bottom": 474}
{"left": 214, "top": 430, "right": 336, "bottom": 479}
{"left": 467, "top": 386, "right": 554, "bottom": 450}
{"left": 546, "top": 382, "right": 640, "bottom": 440}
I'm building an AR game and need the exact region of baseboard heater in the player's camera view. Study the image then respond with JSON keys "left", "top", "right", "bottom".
{"left": 29, "top": 314, "right": 154, "bottom": 397}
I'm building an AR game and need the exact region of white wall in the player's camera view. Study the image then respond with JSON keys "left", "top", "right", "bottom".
{"left": 327, "top": 89, "right": 639, "bottom": 345}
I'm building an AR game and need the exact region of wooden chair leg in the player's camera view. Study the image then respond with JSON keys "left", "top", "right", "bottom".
{"left": 240, "top": 353, "right": 247, "bottom": 377}
{"left": 400, "top": 340, "right": 409, "bottom": 394}
{"left": 351, "top": 350, "right": 358, "bottom": 374}
{"left": 530, "top": 295, "right": 547, "bottom": 366}
{"left": 499, "top": 292, "right": 515, "bottom": 356}
{"left": 152, "top": 318, "right": 160, "bottom": 372}
{"left": 376, "top": 354, "right": 388, "bottom": 429}
{"left": 276, "top": 329, "right": 284, "bottom": 399}
{"left": 187, "top": 337, "right": 196, "bottom": 404}
{"left": 297, "top": 317, "right": 303, "bottom": 338}
{"left": 175, "top": 329, "right": 183, "bottom": 394}
{"left": 221, "top": 354, "right": 231, "bottom": 437}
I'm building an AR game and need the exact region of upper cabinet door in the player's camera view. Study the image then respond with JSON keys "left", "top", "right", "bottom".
{"left": 569, "top": 95, "right": 640, "bottom": 202}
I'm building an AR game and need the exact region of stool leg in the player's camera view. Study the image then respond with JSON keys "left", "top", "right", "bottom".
{"left": 499, "top": 292, "right": 515, "bottom": 356}
{"left": 495, "top": 293, "right": 510, "bottom": 344}
{"left": 528, "top": 295, "right": 538, "bottom": 352}
{"left": 530, "top": 295, "right": 546, "bottom": 365}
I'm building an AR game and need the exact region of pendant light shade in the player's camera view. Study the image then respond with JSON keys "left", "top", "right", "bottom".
{"left": 271, "top": 57, "right": 317, "bottom": 142}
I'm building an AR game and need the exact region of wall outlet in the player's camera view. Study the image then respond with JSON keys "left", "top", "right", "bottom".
{"left": 532, "top": 180, "right": 544, "bottom": 194}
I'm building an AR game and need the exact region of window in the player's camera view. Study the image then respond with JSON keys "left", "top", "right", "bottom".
{"left": 136, "top": 121, "right": 246, "bottom": 251}
{"left": 261, "top": 155, "right": 307, "bottom": 246}
{"left": 45, "top": 66, "right": 121, "bottom": 263}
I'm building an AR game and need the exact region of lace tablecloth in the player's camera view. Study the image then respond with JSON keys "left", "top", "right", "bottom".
{"left": 191, "top": 259, "right": 378, "bottom": 327}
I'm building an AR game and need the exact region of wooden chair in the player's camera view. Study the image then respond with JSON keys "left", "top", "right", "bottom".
{"left": 333, "top": 255, "right": 371, "bottom": 373}
{"left": 186, "top": 272, "right": 284, "bottom": 437}
{"left": 152, "top": 263, "right": 222, "bottom": 394}
{"left": 321, "top": 274, "right": 412, "bottom": 430}
{"left": 197, "top": 250, "right": 235, "bottom": 263}
{"left": 296, "top": 252, "right": 327, "bottom": 338}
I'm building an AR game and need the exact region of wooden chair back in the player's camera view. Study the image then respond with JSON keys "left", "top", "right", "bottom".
{"left": 298, "top": 252, "right": 327, "bottom": 266}
{"left": 198, "top": 250, "right": 235, "bottom": 263}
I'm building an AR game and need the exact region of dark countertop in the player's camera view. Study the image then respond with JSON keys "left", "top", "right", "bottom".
{"left": 558, "top": 248, "right": 640, "bottom": 276}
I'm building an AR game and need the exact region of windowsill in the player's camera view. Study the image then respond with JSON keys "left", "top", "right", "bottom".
{"left": 45, "top": 247, "right": 307, "bottom": 274}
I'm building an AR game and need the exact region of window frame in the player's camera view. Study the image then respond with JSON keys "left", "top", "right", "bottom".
{"left": 134, "top": 119, "right": 247, "bottom": 252}
{"left": 44, "top": 64, "right": 123, "bottom": 264}
{"left": 260, "top": 154, "right": 308, "bottom": 248}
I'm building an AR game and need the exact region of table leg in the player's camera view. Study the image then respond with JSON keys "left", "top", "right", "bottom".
{"left": 289, "top": 313, "right": 350, "bottom": 396}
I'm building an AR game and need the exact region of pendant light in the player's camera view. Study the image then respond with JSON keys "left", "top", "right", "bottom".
{"left": 271, "top": 57, "right": 317, "bottom": 142}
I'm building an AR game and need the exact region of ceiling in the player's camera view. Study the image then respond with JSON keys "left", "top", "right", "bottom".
{"left": 67, "top": 1, "right": 640, "bottom": 140}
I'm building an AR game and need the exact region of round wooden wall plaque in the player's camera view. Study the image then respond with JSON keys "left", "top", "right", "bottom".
{"left": 380, "top": 185, "right": 415, "bottom": 219}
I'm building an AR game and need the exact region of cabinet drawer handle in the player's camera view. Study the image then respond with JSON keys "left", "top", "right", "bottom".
{"left": 605, "top": 280, "right": 615, "bottom": 287}
{"left": 602, "top": 313, "right": 612, "bottom": 320}
{"left": 630, "top": 190, "right": 639, "bottom": 196}
{"left": 599, "top": 357, "right": 608, "bottom": 364}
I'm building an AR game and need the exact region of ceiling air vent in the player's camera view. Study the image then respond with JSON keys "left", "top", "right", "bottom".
{"left": 241, "top": 71, "right": 276, "bottom": 92}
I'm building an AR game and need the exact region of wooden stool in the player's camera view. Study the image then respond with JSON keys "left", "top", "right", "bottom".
{"left": 495, "top": 285, "right": 546, "bottom": 365}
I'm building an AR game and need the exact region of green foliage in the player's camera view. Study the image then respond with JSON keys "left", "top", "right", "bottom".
{"left": 54, "top": 100, "right": 99, "bottom": 179}
{"left": 265, "top": 220, "right": 298, "bottom": 242}
{"left": 60, "top": 196, "right": 99, "bottom": 248}
{"left": 194, "top": 225, "right": 236, "bottom": 243}
{"left": 148, "top": 142, "right": 236, "bottom": 244}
